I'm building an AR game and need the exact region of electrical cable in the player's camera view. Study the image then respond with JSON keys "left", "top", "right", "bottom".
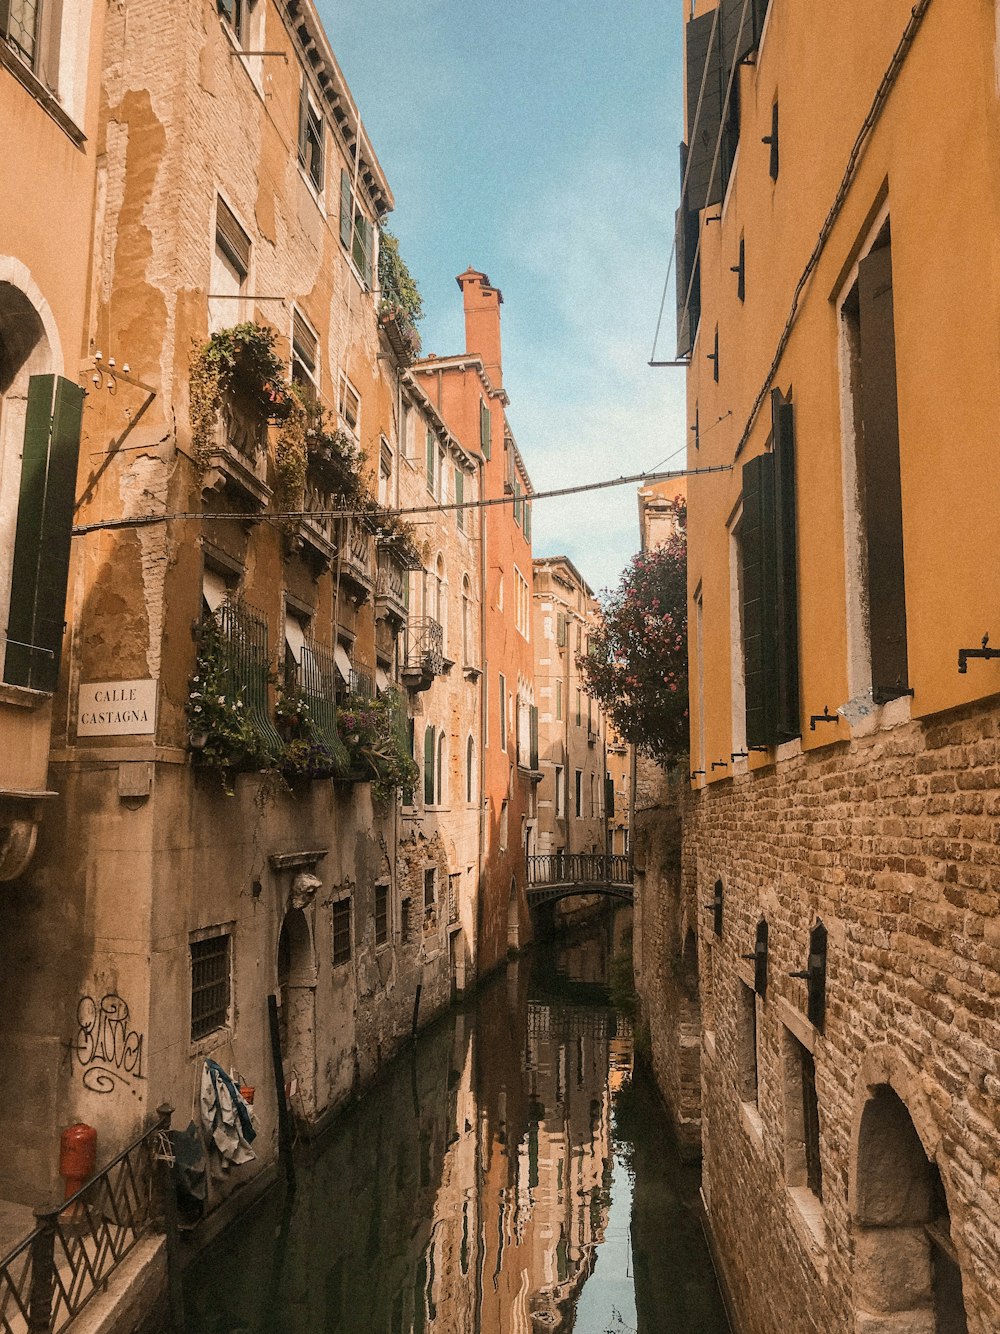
{"left": 70, "top": 464, "right": 732, "bottom": 538}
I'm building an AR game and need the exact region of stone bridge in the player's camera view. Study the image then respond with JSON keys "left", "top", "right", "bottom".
{"left": 525, "top": 853, "right": 634, "bottom": 909}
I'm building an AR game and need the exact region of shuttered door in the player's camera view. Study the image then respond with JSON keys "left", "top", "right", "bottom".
{"left": 5, "top": 375, "right": 84, "bottom": 691}
{"left": 771, "top": 390, "right": 800, "bottom": 741}
{"left": 741, "top": 452, "right": 777, "bottom": 748}
{"left": 685, "top": 9, "right": 724, "bottom": 210}
{"left": 858, "top": 240, "right": 908, "bottom": 696}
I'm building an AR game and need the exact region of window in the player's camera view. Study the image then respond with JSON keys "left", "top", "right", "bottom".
{"left": 555, "top": 679, "right": 562, "bottom": 720}
{"left": 466, "top": 735, "right": 475, "bottom": 804}
{"left": 436, "top": 732, "right": 446, "bottom": 805}
{"left": 740, "top": 390, "right": 800, "bottom": 748}
{"left": 209, "top": 196, "right": 250, "bottom": 333}
{"left": 339, "top": 170, "right": 374, "bottom": 288}
{"left": 190, "top": 931, "right": 231, "bottom": 1041}
{"left": 291, "top": 309, "right": 319, "bottom": 399}
{"left": 425, "top": 428, "right": 436, "bottom": 495}
{"left": 217, "top": 0, "right": 248, "bottom": 42}
{"left": 555, "top": 766, "right": 565, "bottom": 818}
{"left": 479, "top": 398, "right": 491, "bottom": 459}
{"left": 1, "top": 0, "right": 40, "bottom": 66}
{"left": 499, "top": 673, "right": 507, "bottom": 750}
{"left": 378, "top": 439, "right": 392, "bottom": 507}
{"left": 375, "top": 883, "right": 389, "bottom": 947}
{"left": 783, "top": 1030, "right": 822, "bottom": 1202}
{"left": 424, "top": 867, "right": 436, "bottom": 909}
{"left": 515, "top": 568, "right": 530, "bottom": 640}
{"left": 297, "top": 85, "right": 324, "bottom": 194}
{"left": 461, "top": 576, "right": 472, "bottom": 663}
{"left": 338, "top": 376, "right": 360, "bottom": 442}
{"left": 729, "top": 509, "right": 747, "bottom": 756}
{"left": 590, "top": 773, "right": 596, "bottom": 817}
{"left": 840, "top": 221, "right": 908, "bottom": 703}
{"left": 556, "top": 613, "right": 567, "bottom": 647}
{"left": 499, "top": 799, "right": 509, "bottom": 852}
{"left": 455, "top": 467, "right": 465, "bottom": 531}
{"left": 575, "top": 690, "right": 581, "bottom": 727}
{"left": 513, "top": 476, "right": 522, "bottom": 527}
{"left": 423, "top": 725, "right": 435, "bottom": 805}
{"left": 523, "top": 500, "right": 531, "bottom": 542}
{"left": 574, "top": 770, "right": 583, "bottom": 819}
{"left": 332, "top": 899, "right": 352, "bottom": 965}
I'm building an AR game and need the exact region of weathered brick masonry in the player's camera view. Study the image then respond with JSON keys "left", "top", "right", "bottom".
{"left": 683, "top": 698, "right": 1000, "bottom": 1334}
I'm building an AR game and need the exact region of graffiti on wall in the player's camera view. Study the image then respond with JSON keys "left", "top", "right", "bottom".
{"left": 74, "top": 993, "right": 145, "bottom": 1093}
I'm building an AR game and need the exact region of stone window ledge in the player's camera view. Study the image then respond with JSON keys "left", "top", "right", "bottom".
{"left": 0, "top": 43, "right": 86, "bottom": 147}
{"left": 739, "top": 1100, "right": 765, "bottom": 1153}
{"left": 786, "top": 1186, "right": 828, "bottom": 1280}
{"left": 0, "top": 682, "right": 52, "bottom": 710}
{"left": 703, "top": 1029, "right": 717, "bottom": 1062}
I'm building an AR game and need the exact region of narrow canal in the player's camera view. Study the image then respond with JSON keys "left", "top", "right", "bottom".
{"left": 177, "top": 907, "right": 730, "bottom": 1333}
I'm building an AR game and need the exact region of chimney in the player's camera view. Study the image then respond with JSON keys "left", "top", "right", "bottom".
{"left": 456, "top": 268, "right": 503, "bottom": 389}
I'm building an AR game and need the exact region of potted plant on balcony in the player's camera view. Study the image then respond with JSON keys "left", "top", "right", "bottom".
{"left": 187, "top": 616, "right": 278, "bottom": 793}
{"left": 337, "top": 688, "right": 417, "bottom": 807}
{"left": 275, "top": 683, "right": 351, "bottom": 783}
{"left": 189, "top": 322, "right": 293, "bottom": 474}
{"left": 377, "top": 229, "right": 423, "bottom": 362}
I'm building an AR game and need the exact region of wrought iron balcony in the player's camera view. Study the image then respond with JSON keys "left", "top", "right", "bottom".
{"left": 375, "top": 549, "right": 408, "bottom": 626}
{"left": 401, "top": 617, "right": 444, "bottom": 693}
{"left": 201, "top": 392, "right": 271, "bottom": 508}
{"left": 336, "top": 516, "right": 375, "bottom": 605}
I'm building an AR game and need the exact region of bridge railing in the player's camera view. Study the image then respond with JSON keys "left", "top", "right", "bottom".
{"left": 525, "top": 853, "right": 632, "bottom": 887}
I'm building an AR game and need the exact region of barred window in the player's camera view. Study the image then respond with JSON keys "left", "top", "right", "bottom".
{"left": 375, "top": 883, "right": 389, "bottom": 947}
{"left": 190, "top": 933, "right": 231, "bottom": 1041}
{"left": 332, "top": 899, "right": 351, "bottom": 965}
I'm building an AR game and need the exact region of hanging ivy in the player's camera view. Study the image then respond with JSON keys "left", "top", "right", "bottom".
{"left": 189, "top": 323, "right": 292, "bottom": 473}
{"left": 274, "top": 385, "right": 308, "bottom": 533}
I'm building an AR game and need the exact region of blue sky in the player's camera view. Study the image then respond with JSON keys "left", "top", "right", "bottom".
{"left": 317, "top": 0, "right": 687, "bottom": 595}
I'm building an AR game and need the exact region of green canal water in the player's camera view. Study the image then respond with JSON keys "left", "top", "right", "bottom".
{"left": 174, "top": 908, "right": 730, "bottom": 1334}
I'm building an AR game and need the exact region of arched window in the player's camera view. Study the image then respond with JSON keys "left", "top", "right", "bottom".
{"left": 436, "top": 553, "right": 447, "bottom": 648}
{"left": 423, "top": 725, "right": 435, "bottom": 806}
{"left": 462, "top": 575, "right": 472, "bottom": 664}
{"left": 436, "top": 731, "right": 446, "bottom": 805}
{"left": 466, "top": 735, "right": 475, "bottom": 804}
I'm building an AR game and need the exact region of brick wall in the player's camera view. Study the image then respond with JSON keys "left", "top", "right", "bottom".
{"left": 680, "top": 698, "right": 1000, "bottom": 1334}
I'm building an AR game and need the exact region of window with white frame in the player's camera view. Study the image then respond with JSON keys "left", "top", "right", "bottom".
{"left": 338, "top": 170, "right": 374, "bottom": 288}
{"left": 462, "top": 575, "right": 473, "bottom": 664}
{"left": 338, "top": 376, "right": 360, "bottom": 442}
{"left": 514, "top": 567, "right": 530, "bottom": 640}
{"left": 297, "top": 84, "right": 324, "bottom": 194}
{"left": 291, "top": 309, "right": 319, "bottom": 400}
{"left": 209, "top": 196, "right": 251, "bottom": 334}
{"left": 378, "top": 439, "right": 392, "bottom": 507}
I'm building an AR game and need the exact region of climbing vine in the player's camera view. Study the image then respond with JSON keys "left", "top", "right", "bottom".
{"left": 273, "top": 386, "right": 308, "bottom": 532}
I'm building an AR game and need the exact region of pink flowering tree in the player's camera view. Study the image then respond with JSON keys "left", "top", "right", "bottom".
{"left": 578, "top": 499, "right": 688, "bottom": 767}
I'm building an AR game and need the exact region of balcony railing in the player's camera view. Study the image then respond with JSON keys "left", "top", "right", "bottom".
{"left": 0, "top": 1108, "right": 170, "bottom": 1334}
{"left": 293, "top": 636, "right": 350, "bottom": 774}
{"left": 402, "top": 617, "right": 444, "bottom": 680}
{"left": 526, "top": 853, "right": 633, "bottom": 887}
{"left": 216, "top": 597, "right": 283, "bottom": 758}
{"left": 202, "top": 392, "right": 271, "bottom": 507}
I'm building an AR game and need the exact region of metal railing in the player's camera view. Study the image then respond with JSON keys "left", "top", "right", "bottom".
{"left": 403, "top": 617, "right": 444, "bottom": 678}
{"left": 525, "top": 853, "right": 633, "bottom": 887}
{"left": 216, "top": 598, "right": 282, "bottom": 757}
{"left": 293, "top": 636, "right": 350, "bottom": 774}
{"left": 348, "top": 665, "right": 374, "bottom": 701}
{"left": 0, "top": 1110, "right": 169, "bottom": 1334}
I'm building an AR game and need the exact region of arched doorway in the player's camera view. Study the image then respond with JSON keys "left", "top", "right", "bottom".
{"left": 852, "top": 1083, "right": 968, "bottom": 1333}
{"left": 276, "top": 907, "right": 317, "bottom": 1122}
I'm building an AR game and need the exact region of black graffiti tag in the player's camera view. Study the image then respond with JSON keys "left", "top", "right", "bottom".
{"left": 74, "top": 994, "right": 145, "bottom": 1093}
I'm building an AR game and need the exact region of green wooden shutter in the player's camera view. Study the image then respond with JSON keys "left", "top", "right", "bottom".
{"left": 685, "top": 9, "right": 724, "bottom": 210}
{"left": 479, "top": 399, "right": 491, "bottom": 458}
{"left": 339, "top": 169, "right": 352, "bottom": 248}
{"left": 529, "top": 705, "right": 538, "bottom": 770}
{"left": 557, "top": 613, "right": 567, "bottom": 647}
{"left": 454, "top": 468, "right": 464, "bottom": 530}
{"left": 360, "top": 216, "right": 374, "bottom": 289}
{"left": 771, "top": 390, "right": 800, "bottom": 741}
{"left": 5, "top": 375, "right": 84, "bottom": 691}
{"left": 741, "top": 452, "right": 778, "bottom": 748}
{"left": 513, "top": 477, "right": 521, "bottom": 526}
{"left": 423, "top": 725, "right": 435, "bottom": 805}
{"left": 425, "top": 428, "right": 435, "bottom": 493}
{"left": 523, "top": 500, "right": 531, "bottom": 542}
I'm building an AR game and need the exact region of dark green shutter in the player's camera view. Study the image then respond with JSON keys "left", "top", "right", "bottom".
{"left": 425, "top": 428, "right": 435, "bottom": 493}
{"left": 771, "top": 390, "right": 800, "bottom": 741}
{"left": 513, "top": 478, "right": 521, "bottom": 526}
{"left": 741, "top": 452, "right": 777, "bottom": 748}
{"left": 298, "top": 83, "right": 310, "bottom": 167}
{"left": 423, "top": 726, "right": 435, "bottom": 805}
{"left": 556, "top": 613, "right": 566, "bottom": 647}
{"left": 685, "top": 9, "right": 724, "bottom": 210}
{"left": 360, "top": 216, "right": 374, "bottom": 289}
{"left": 529, "top": 705, "right": 538, "bottom": 770}
{"left": 5, "top": 375, "right": 83, "bottom": 691}
{"left": 479, "top": 399, "right": 491, "bottom": 459}
{"left": 454, "top": 468, "right": 464, "bottom": 530}
{"left": 339, "top": 169, "right": 352, "bottom": 248}
{"left": 605, "top": 776, "right": 615, "bottom": 818}
{"left": 523, "top": 500, "right": 531, "bottom": 542}
{"left": 721, "top": 0, "right": 760, "bottom": 66}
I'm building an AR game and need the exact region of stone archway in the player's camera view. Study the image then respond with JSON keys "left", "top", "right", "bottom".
{"left": 850, "top": 1049, "right": 969, "bottom": 1334}
{"left": 276, "top": 906, "right": 317, "bottom": 1122}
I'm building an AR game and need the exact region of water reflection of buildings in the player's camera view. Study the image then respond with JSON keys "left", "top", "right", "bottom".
{"left": 421, "top": 957, "right": 632, "bottom": 1334}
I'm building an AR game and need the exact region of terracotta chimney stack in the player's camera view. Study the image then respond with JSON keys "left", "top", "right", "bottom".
{"left": 456, "top": 268, "right": 503, "bottom": 389}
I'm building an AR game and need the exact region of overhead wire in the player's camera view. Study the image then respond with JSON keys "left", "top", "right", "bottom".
{"left": 70, "top": 464, "right": 733, "bottom": 538}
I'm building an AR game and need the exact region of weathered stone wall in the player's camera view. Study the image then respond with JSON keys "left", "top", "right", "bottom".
{"left": 683, "top": 699, "right": 1000, "bottom": 1334}
{"left": 633, "top": 766, "right": 702, "bottom": 1159}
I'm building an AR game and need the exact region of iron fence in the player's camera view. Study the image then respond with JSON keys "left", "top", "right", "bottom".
{"left": 0, "top": 1110, "right": 169, "bottom": 1334}
{"left": 294, "top": 636, "right": 350, "bottom": 774}
{"left": 217, "top": 597, "right": 282, "bottom": 757}
{"left": 403, "top": 617, "right": 444, "bottom": 677}
{"left": 525, "top": 853, "right": 633, "bottom": 887}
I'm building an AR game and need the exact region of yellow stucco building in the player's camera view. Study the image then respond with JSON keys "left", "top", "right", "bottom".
{"left": 675, "top": 0, "right": 1000, "bottom": 1331}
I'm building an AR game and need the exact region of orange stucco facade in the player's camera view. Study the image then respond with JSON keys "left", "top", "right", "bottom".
{"left": 412, "top": 270, "right": 536, "bottom": 975}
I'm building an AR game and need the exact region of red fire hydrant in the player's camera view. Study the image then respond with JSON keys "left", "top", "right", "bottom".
{"left": 60, "top": 1123, "right": 97, "bottom": 1200}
